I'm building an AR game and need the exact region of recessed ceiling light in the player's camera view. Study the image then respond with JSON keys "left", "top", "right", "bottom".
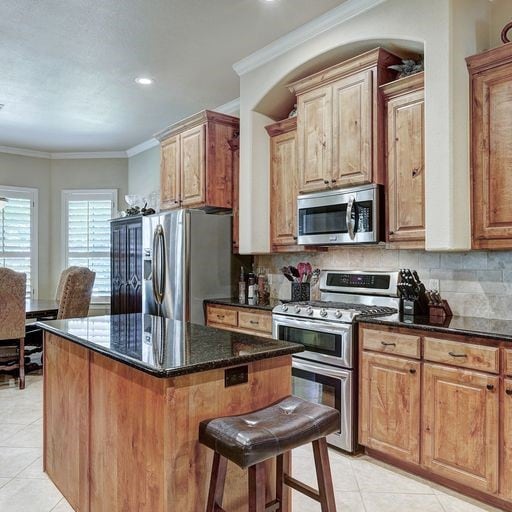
{"left": 135, "top": 77, "right": 154, "bottom": 85}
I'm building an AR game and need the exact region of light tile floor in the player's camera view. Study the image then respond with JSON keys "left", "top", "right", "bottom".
{"left": 0, "top": 374, "right": 503, "bottom": 512}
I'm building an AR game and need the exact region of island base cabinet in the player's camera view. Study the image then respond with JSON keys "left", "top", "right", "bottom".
{"left": 43, "top": 334, "right": 90, "bottom": 512}
{"left": 359, "top": 352, "right": 421, "bottom": 464}
{"left": 422, "top": 363, "right": 499, "bottom": 494}
{"left": 43, "top": 333, "right": 292, "bottom": 512}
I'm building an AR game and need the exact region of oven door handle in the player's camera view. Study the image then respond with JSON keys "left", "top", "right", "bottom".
{"left": 292, "top": 359, "right": 351, "bottom": 379}
{"left": 346, "top": 195, "right": 356, "bottom": 240}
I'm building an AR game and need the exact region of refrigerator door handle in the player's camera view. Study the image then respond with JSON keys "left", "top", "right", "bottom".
{"left": 152, "top": 225, "right": 165, "bottom": 305}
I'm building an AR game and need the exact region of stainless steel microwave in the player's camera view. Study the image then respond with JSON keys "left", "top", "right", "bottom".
{"left": 297, "top": 184, "right": 382, "bottom": 245}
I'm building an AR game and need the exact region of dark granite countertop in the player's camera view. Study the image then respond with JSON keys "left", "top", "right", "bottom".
{"left": 360, "top": 313, "right": 512, "bottom": 342}
{"left": 205, "top": 298, "right": 282, "bottom": 312}
{"left": 37, "top": 314, "right": 303, "bottom": 377}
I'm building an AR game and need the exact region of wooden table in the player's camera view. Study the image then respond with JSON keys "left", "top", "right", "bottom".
{"left": 40, "top": 314, "right": 301, "bottom": 512}
{"left": 26, "top": 299, "right": 59, "bottom": 320}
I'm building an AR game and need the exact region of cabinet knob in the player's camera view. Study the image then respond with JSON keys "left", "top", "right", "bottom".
{"left": 323, "top": 180, "right": 330, "bottom": 185}
{"left": 331, "top": 179, "right": 337, "bottom": 183}
{"left": 389, "top": 231, "right": 394, "bottom": 235}
{"left": 293, "top": 236, "right": 298, "bottom": 241}
{"left": 486, "top": 384, "right": 495, "bottom": 391}
{"left": 409, "top": 368, "right": 416, "bottom": 374}
{"left": 506, "top": 389, "right": 512, "bottom": 396}
{"left": 412, "top": 168, "right": 420, "bottom": 178}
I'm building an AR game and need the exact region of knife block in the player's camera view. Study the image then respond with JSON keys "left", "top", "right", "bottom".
{"left": 291, "top": 283, "right": 310, "bottom": 302}
{"left": 429, "top": 300, "right": 453, "bottom": 323}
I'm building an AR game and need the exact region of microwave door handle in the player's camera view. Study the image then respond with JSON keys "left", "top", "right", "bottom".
{"left": 346, "top": 195, "right": 356, "bottom": 240}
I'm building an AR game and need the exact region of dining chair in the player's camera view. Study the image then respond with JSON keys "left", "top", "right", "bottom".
{"left": 0, "top": 268, "right": 27, "bottom": 389}
{"left": 56, "top": 267, "right": 96, "bottom": 319}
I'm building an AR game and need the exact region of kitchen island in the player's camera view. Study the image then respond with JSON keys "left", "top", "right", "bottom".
{"left": 38, "top": 314, "right": 302, "bottom": 512}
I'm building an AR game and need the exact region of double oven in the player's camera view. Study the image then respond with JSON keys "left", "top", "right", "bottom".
{"left": 272, "top": 315, "right": 355, "bottom": 452}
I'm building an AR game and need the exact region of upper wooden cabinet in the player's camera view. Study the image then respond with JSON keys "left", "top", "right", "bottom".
{"left": 266, "top": 117, "right": 299, "bottom": 249}
{"left": 381, "top": 72, "right": 425, "bottom": 247}
{"left": 467, "top": 44, "right": 512, "bottom": 249}
{"left": 156, "top": 110, "right": 239, "bottom": 211}
{"left": 289, "top": 48, "right": 400, "bottom": 193}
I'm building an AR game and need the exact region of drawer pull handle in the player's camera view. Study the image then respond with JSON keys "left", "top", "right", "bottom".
{"left": 249, "top": 320, "right": 259, "bottom": 325}
{"left": 506, "top": 389, "right": 512, "bottom": 396}
{"left": 487, "top": 384, "right": 495, "bottom": 391}
{"left": 448, "top": 351, "right": 467, "bottom": 358}
{"left": 409, "top": 368, "right": 416, "bottom": 374}
{"left": 216, "top": 315, "right": 225, "bottom": 320}
{"left": 381, "top": 342, "right": 396, "bottom": 347}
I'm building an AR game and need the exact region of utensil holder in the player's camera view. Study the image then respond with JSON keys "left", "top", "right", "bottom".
{"left": 291, "top": 282, "right": 310, "bottom": 302}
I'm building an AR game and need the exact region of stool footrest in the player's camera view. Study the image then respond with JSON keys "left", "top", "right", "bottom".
{"left": 284, "top": 474, "right": 321, "bottom": 503}
{"left": 264, "top": 499, "right": 280, "bottom": 511}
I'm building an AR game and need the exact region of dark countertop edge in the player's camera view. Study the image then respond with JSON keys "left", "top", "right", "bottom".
{"left": 204, "top": 298, "right": 277, "bottom": 312}
{"left": 358, "top": 316, "right": 512, "bottom": 342}
{"left": 37, "top": 322, "right": 302, "bottom": 378}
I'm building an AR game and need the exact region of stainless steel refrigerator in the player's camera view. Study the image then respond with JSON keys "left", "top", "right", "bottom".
{"left": 142, "top": 209, "right": 234, "bottom": 324}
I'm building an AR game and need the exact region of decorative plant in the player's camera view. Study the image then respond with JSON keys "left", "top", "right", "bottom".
{"left": 388, "top": 58, "right": 424, "bottom": 78}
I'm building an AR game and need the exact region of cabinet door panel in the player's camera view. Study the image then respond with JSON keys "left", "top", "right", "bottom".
{"left": 501, "top": 378, "right": 512, "bottom": 500}
{"left": 332, "top": 70, "right": 372, "bottom": 186}
{"left": 110, "top": 222, "right": 126, "bottom": 315}
{"left": 181, "top": 125, "right": 206, "bottom": 207}
{"left": 270, "top": 129, "right": 298, "bottom": 247}
{"left": 297, "top": 85, "right": 332, "bottom": 192}
{"left": 422, "top": 363, "right": 498, "bottom": 493}
{"left": 359, "top": 352, "right": 421, "bottom": 464}
{"left": 472, "top": 66, "right": 512, "bottom": 247}
{"left": 386, "top": 89, "right": 425, "bottom": 242}
{"left": 126, "top": 221, "right": 142, "bottom": 314}
{"left": 160, "top": 136, "right": 180, "bottom": 209}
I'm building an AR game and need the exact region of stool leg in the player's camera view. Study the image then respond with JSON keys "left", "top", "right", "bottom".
{"left": 248, "top": 462, "right": 266, "bottom": 512}
{"left": 206, "top": 452, "right": 228, "bottom": 512}
{"left": 312, "top": 438, "right": 336, "bottom": 512}
{"left": 276, "top": 452, "right": 290, "bottom": 511}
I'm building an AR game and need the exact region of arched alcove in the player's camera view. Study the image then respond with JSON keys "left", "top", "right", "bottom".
{"left": 254, "top": 38, "right": 424, "bottom": 122}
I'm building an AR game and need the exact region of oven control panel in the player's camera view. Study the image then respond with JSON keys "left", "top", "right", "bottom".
{"left": 321, "top": 270, "right": 399, "bottom": 296}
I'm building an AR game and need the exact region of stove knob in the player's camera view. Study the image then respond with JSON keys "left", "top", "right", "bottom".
{"left": 306, "top": 306, "right": 314, "bottom": 316}
{"left": 320, "top": 308, "right": 328, "bottom": 318}
{"left": 294, "top": 305, "right": 301, "bottom": 313}
{"left": 281, "top": 304, "right": 288, "bottom": 312}
{"left": 335, "top": 310, "right": 343, "bottom": 319}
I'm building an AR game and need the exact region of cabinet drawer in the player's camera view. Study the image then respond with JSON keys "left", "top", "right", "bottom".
{"left": 505, "top": 349, "right": 512, "bottom": 377}
{"left": 361, "top": 328, "right": 421, "bottom": 359}
{"left": 424, "top": 337, "right": 499, "bottom": 374}
{"left": 206, "top": 305, "right": 238, "bottom": 328}
{"left": 238, "top": 311, "right": 272, "bottom": 334}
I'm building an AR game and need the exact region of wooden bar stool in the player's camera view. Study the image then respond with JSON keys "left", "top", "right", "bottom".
{"left": 199, "top": 395, "right": 339, "bottom": 512}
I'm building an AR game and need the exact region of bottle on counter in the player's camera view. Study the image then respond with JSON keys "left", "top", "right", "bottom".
{"left": 247, "top": 273, "right": 256, "bottom": 306}
{"left": 238, "top": 266, "right": 246, "bottom": 304}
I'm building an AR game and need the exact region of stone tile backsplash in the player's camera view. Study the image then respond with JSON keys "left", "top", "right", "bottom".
{"left": 255, "top": 249, "right": 512, "bottom": 320}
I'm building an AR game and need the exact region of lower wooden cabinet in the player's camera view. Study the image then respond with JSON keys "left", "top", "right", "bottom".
{"left": 502, "top": 378, "right": 512, "bottom": 500}
{"left": 422, "top": 363, "right": 499, "bottom": 494}
{"left": 358, "top": 323, "right": 512, "bottom": 509}
{"left": 205, "top": 303, "right": 272, "bottom": 338}
{"left": 359, "top": 351, "right": 421, "bottom": 464}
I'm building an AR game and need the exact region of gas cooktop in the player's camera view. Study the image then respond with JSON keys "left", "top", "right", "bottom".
{"left": 272, "top": 301, "right": 397, "bottom": 323}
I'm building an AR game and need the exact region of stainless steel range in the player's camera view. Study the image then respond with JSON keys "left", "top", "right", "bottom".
{"left": 272, "top": 270, "right": 400, "bottom": 452}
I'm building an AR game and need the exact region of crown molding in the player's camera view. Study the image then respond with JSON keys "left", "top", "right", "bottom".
{"left": 0, "top": 145, "right": 128, "bottom": 160}
{"left": 233, "top": 0, "right": 388, "bottom": 76}
{"left": 125, "top": 138, "right": 159, "bottom": 158}
{"left": 0, "top": 145, "right": 51, "bottom": 159}
{"left": 50, "top": 151, "right": 127, "bottom": 160}
{"left": 215, "top": 97, "right": 240, "bottom": 115}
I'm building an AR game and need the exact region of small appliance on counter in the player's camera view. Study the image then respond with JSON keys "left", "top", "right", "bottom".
{"left": 297, "top": 184, "right": 383, "bottom": 246}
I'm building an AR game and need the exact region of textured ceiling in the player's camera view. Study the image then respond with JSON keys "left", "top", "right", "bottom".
{"left": 0, "top": 0, "right": 344, "bottom": 152}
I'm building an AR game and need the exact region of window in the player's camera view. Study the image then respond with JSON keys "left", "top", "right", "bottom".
{"left": 0, "top": 186, "right": 38, "bottom": 299}
{"left": 62, "top": 190, "right": 117, "bottom": 303}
